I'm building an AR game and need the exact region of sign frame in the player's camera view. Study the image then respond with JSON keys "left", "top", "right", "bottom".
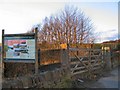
{"left": 2, "top": 28, "right": 38, "bottom": 75}
{"left": 3, "top": 33, "right": 36, "bottom": 63}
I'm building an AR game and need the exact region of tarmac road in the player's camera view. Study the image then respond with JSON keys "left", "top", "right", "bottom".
{"left": 98, "top": 67, "right": 119, "bottom": 88}
{"left": 83, "top": 66, "right": 119, "bottom": 88}
{"left": 90, "top": 66, "right": 119, "bottom": 88}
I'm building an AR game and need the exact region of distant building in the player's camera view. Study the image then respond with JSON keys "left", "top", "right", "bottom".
{"left": 101, "top": 39, "right": 120, "bottom": 50}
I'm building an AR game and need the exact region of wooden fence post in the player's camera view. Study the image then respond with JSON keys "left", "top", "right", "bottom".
{"left": 67, "top": 43, "right": 70, "bottom": 70}
{"left": 35, "top": 28, "right": 38, "bottom": 74}
{"left": 60, "top": 43, "right": 70, "bottom": 75}
{"left": 2, "top": 29, "right": 4, "bottom": 78}
{"left": 60, "top": 49, "right": 68, "bottom": 68}
{"left": 104, "top": 50, "right": 112, "bottom": 71}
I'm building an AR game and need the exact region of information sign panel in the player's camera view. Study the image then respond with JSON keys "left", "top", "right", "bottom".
{"left": 4, "top": 34, "right": 35, "bottom": 61}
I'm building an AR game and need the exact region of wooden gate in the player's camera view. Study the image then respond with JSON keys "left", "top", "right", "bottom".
{"left": 69, "top": 48, "right": 104, "bottom": 76}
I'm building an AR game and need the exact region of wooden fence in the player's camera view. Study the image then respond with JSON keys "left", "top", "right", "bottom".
{"left": 2, "top": 48, "right": 120, "bottom": 88}
{"left": 69, "top": 48, "right": 104, "bottom": 77}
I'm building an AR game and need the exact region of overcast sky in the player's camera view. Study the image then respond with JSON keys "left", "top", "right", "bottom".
{"left": 0, "top": 0, "right": 119, "bottom": 43}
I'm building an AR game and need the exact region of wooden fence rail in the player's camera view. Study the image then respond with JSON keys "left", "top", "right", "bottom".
{"left": 69, "top": 48, "right": 104, "bottom": 77}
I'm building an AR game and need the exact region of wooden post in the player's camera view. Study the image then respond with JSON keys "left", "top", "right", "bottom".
{"left": 67, "top": 43, "right": 70, "bottom": 69}
{"left": 76, "top": 44, "right": 79, "bottom": 55}
{"left": 87, "top": 48, "right": 92, "bottom": 78}
{"left": 2, "top": 29, "right": 4, "bottom": 78}
{"left": 104, "top": 50, "right": 112, "bottom": 71}
{"left": 60, "top": 43, "right": 70, "bottom": 74}
{"left": 61, "top": 49, "right": 68, "bottom": 68}
{"left": 35, "top": 28, "right": 38, "bottom": 74}
{"left": 66, "top": 43, "right": 71, "bottom": 78}
{"left": 89, "top": 48, "right": 92, "bottom": 70}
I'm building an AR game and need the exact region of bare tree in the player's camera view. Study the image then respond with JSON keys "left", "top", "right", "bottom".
{"left": 37, "top": 5, "right": 95, "bottom": 47}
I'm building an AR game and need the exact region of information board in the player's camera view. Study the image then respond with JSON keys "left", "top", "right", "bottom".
{"left": 4, "top": 34, "right": 35, "bottom": 61}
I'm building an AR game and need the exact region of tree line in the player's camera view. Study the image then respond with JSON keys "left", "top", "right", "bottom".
{"left": 28, "top": 5, "right": 95, "bottom": 47}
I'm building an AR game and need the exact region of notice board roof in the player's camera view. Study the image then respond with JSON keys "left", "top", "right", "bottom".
{"left": 4, "top": 33, "right": 35, "bottom": 37}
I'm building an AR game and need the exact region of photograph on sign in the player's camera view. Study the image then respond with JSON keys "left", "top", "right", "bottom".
{"left": 4, "top": 36, "right": 35, "bottom": 60}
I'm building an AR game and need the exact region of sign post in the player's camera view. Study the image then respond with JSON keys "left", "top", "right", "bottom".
{"left": 2, "top": 29, "right": 4, "bottom": 78}
{"left": 35, "top": 28, "right": 38, "bottom": 74}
